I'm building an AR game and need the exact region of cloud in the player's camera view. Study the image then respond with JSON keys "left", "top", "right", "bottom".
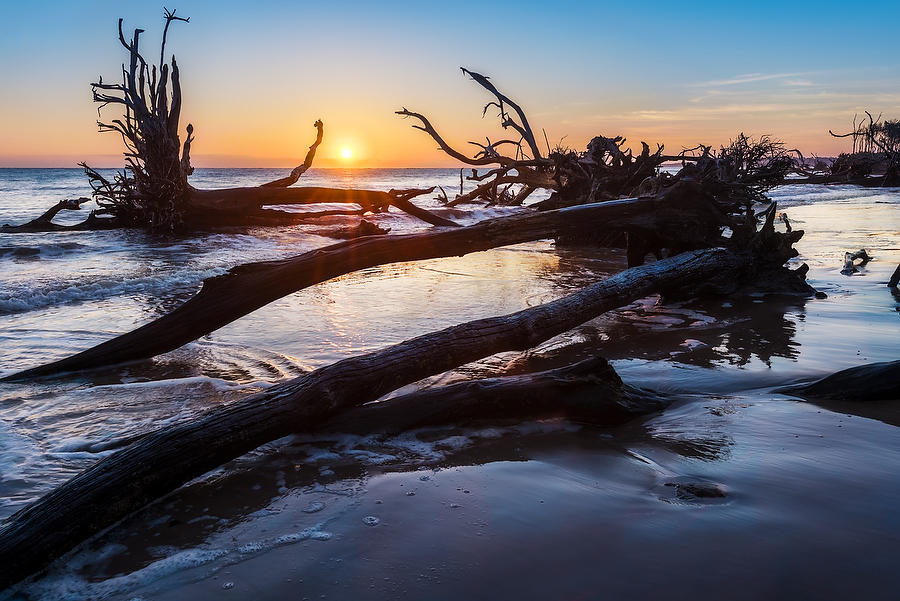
{"left": 692, "top": 72, "right": 805, "bottom": 87}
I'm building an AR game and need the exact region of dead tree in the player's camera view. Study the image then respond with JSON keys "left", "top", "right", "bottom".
{"left": 2, "top": 10, "right": 453, "bottom": 233}
{"left": 822, "top": 112, "right": 900, "bottom": 186}
{"left": 0, "top": 207, "right": 816, "bottom": 588}
{"left": 3, "top": 181, "right": 770, "bottom": 381}
{"left": 397, "top": 69, "right": 668, "bottom": 210}
{"left": 397, "top": 68, "right": 555, "bottom": 208}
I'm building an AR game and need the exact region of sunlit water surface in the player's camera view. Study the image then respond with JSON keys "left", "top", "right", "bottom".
{"left": 0, "top": 169, "right": 898, "bottom": 600}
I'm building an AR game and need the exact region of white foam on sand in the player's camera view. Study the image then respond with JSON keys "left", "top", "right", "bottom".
{"left": 13, "top": 524, "right": 334, "bottom": 601}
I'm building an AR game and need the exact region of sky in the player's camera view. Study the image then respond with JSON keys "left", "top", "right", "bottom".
{"left": 1, "top": 0, "right": 899, "bottom": 168}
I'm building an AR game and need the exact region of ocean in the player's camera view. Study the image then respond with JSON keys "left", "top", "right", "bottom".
{"left": 1, "top": 168, "right": 899, "bottom": 600}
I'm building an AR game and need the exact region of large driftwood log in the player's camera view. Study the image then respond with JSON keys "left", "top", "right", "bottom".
{"left": 183, "top": 185, "right": 459, "bottom": 228}
{"left": 779, "top": 360, "right": 900, "bottom": 402}
{"left": 0, "top": 246, "right": 795, "bottom": 589}
{"left": 2, "top": 182, "right": 734, "bottom": 381}
{"left": 322, "top": 356, "right": 669, "bottom": 435}
{"left": 44, "top": 357, "right": 667, "bottom": 457}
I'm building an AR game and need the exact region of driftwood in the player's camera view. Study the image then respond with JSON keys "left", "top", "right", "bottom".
{"left": 397, "top": 69, "right": 666, "bottom": 209}
{"left": 0, "top": 237, "right": 812, "bottom": 590}
{"left": 779, "top": 360, "right": 900, "bottom": 402}
{"left": 322, "top": 356, "right": 668, "bottom": 435}
{"left": 827, "top": 112, "right": 900, "bottom": 186}
{"left": 888, "top": 264, "right": 900, "bottom": 288}
{"left": 44, "top": 357, "right": 666, "bottom": 456}
{"left": 841, "top": 249, "right": 872, "bottom": 274}
{"left": 2, "top": 182, "right": 746, "bottom": 381}
{"left": 0, "top": 199, "right": 120, "bottom": 233}
{"left": 3, "top": 12, "right": 451, "bottom": 234}
{"left": 314, "top": 219, "right": 390, "bottom": 240}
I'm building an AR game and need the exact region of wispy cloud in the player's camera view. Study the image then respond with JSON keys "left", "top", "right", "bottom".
{"left": 691, "top": 72, "right": 805, "bottom": 87}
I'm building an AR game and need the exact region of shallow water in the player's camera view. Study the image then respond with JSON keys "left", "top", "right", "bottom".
{"left": 0, "top": 169, "right": 898, "bottom": 600}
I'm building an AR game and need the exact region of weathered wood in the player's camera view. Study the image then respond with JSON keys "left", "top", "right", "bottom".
{"left": 2, "top": 183, "right": 731, "bottom": 381}
{"left": 259, "top": 120, "right": 323, "bottom": 188}
{"left": 183, "top": 186, "right": 458, "bottom": 228}
{"left": 321, "top": 356, "right": 669, "bottom": 435}
{"left": 841, "top": 249, "right": 872, "bottom": 274}
{"left": 779, "top": 360, "right": 900, "bottom": 402}
{"left": 889, "top": 264, "right": 900, "bottom": 288}
{"left": 0, "top": 198, "right": 117, "bottom": 233}
{"left": 0, "top": 246, "right": 778, "bottom": 590}
{"left": 56, "top": 357, "right": 667, "bottom": 458}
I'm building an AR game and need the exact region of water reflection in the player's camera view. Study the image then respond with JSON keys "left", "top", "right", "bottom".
{"left": 501, "top": 293, "right": 807, "bottom": 374}
{"left": 666, "top": 296, "right": 805, "bottom": 368}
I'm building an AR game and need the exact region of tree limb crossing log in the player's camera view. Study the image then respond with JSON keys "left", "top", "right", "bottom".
{"left": 321, "top": 356, "right": 669, "bottom": 435}
{"left": 3, "top": 186, "right": 729, "bottom": 381}
{"left": 0, "top": 247, "right": 767, "bottom": 589}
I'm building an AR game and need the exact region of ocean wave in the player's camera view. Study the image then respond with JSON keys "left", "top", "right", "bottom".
{"left": 770, "top": 184, "right": 898, "bottom": 206}
{"left": 0, "top": 242, "right": 87, "bottom": 259}
{"left": 0, "top": 266, "right": 226, "bottom": 315}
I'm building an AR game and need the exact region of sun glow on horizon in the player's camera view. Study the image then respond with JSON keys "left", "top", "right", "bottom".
{"left": 340, "top": 148, "right": 353, "bottom": 160}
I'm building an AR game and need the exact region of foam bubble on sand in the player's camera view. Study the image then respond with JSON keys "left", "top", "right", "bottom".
{"left": 274, "top": 526, "right": 333, "bottom": 544}
{"left": 302, "top": 501, "right": 326, "bottom": 513}
{"left": 286, "top": 420, "right": 583, "bottom": 473}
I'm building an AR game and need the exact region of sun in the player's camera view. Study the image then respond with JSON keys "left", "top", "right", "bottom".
{"left": 341, "top": 148, "right": 352, "bottom": 159}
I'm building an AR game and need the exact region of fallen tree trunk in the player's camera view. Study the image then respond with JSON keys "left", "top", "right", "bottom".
{"left": 183, "top": 185, "right": 459, "bottom": 228}
{"left": 2, "top": 182, "right": 735, "bottom": 381}
{"left": 0, "top": 245, "right": 803, "bottom": 590}
{"left": 54, "top": 356, "right": 668, "bottom": 455}
{"left": 321, "top": 356, "right": 669, "bottom": 435}
{"left": 778, "top": 360, "right": 900, "bottom": 402}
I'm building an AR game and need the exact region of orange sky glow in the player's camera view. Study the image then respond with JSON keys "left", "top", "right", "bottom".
{"left": 1, "top": 2, "right": 898, "bottom": 169}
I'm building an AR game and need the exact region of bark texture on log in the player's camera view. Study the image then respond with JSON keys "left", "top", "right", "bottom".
{"left": 0, "top": 247, "right": 777, "bottom": 589}
{"left": 2, "top": 183, "right": 731, "bottom": 381}
{"left": 182, "top": 186, "right": 458, "bottom": 228}
{"left": 322, "top": 356, "right": 668, "bottom": 435}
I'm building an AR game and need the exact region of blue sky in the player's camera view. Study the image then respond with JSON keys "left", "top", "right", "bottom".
{"left": 1, "top": 1, "right": 898, "bottom": 166}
